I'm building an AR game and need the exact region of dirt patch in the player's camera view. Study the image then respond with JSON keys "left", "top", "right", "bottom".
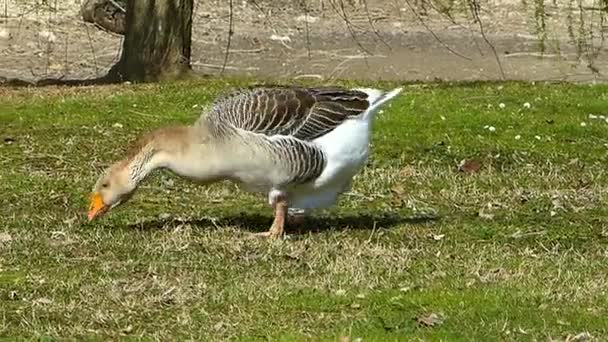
{"left": 0, "top": 0, "right": 606, "bottom": 83}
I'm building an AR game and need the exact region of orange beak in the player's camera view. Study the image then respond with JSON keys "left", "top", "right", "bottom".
{"left": 87, "top": 192, "right": 108, "bottom": 221}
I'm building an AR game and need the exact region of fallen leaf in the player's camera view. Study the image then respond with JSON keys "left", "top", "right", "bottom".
{"left": 458, "top": 159, "right": 481, "bottom": 173}
{"left": 417, "top": 312, "right": 445, "bottom": 327}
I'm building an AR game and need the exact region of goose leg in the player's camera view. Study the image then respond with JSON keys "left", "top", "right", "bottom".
{"left": 268, "top": 197, "right": 287, "bottom": 238}
{"left": 253, "top": 192, "right": 288, "bottom": 239}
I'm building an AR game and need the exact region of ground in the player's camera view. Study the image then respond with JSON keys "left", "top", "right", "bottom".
{"left": 0, "top": 0, "right": 607, "bottom": 83}
{"left": 1, "top": 79, "right": 607, "bottom": 339}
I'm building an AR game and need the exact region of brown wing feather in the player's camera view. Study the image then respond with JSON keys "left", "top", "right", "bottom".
{"left": 209, "top": 86, "right": 371, "bottom": 141}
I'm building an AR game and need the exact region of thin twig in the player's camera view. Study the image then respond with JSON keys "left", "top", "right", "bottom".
{"left": 468, "top": 0, "right": 505, "bottom": 79}
{"left": 294, "top": 74, "right": 324, "bottom": 80}
{"left": 229, "top": 48, "right": 266, "bottom": 54}
{"left": 249, "top": 0, "right": 280, "bottom": 34}
{"left": 108, "top": 0, "right": 126, "bottom": 13}
{"left": 329, "top": 0, "right": 371, "bottom": 55}
{"left": 220, "top": 0, "right": 234, "bottom": 76}
{"left": 300, "top": 0, "right": 312, "bottom": 58}
{"left": 402, "top": 0, "right": 472, "bottom": 61}
{"left": 361, "top": 0, "right": 391, "bottom": 50}
{"left": 193, "top": 62, "right": 259, "bottom": 71}
{"left": 84, "top": 23, "right": 99, "bottom": 75}
{"left": 64, "top": 25, "right": 69, "bottom": 77}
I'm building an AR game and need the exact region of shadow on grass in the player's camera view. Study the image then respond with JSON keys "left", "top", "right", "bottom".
{"left": 127, "top": 212, "right": 439, "bottom": 235}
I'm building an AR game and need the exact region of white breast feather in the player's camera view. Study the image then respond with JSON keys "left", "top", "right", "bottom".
{"left": 286, "top": 87, "right": 403, "bottom": 211}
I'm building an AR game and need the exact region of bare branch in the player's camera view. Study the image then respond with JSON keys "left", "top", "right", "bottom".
{"left": 403, "top": 0, "right": 472, "bottom": 61}
{"left": 300, "top": 0, "right": 312, "bottom": 59}
{"left": 220, "top": 0, "right": 234, "bottom": 75}
{"left": 328, "top": 0, "right": 372, "bottom": 55}
{"left": 84, "top": 23, "right": 99, "bottom": 75}
{"left": 468, "top": 0, "right": 505, "bottom": 79}
{"left": 249, "top": 0, "right": 280, "bottom": 35}
{"left": 361, "top": 0, "right": 392, "bottom": 50}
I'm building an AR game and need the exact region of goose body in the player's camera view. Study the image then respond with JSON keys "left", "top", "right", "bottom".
{"left": 196, "top": 86, "right": 403, "bottom": 212}
{"left": 87, "top": 85, "right": 403, "bottom": 238}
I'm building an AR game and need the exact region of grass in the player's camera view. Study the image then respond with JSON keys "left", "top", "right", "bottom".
{"left": 1, "top": 79, "right": 607, "bottom": 340}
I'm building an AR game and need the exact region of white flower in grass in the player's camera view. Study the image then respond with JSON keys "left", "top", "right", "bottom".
{"left": 523, "top": 102, "right": 531, "bottom": 109}
{"left": 580, "top": 122, "right": 587, "bottom": 127}
{"left": 515, "top": 135, "right": 521, "bottom": 140}
{"left": 499, "top": 103, "right": 506, "bottom": 109}
{"left": 488, "top": 126, "right": 496, "bottom": 132}
{"left": 535, "top": 135, "right": 541, "bottom": 140}
{"left": 589, "top": 114, "right": 598, "bottom": 119}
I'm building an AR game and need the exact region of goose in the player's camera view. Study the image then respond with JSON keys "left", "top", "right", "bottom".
{"left": 87, "top": 85, "right": 403, "bottom": 238}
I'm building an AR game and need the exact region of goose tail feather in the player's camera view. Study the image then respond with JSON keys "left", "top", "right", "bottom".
{"left": 354, "top": 86, "right": 404, "bottom": 120}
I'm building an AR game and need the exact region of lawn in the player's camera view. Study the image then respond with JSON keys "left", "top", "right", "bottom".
{"left": 0, "top": 79, "right": 607, "bottom": 340}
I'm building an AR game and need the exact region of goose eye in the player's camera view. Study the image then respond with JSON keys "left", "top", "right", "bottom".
{"left": 101, "top": 182, "right": 109, "bottom": 189}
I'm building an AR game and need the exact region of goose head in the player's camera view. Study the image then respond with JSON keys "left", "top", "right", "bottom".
{"left": 86, "top": 125, "right": 223, "bottom": 222}
{"left": 87, "top": 160, "right": 137, "bottom": 221}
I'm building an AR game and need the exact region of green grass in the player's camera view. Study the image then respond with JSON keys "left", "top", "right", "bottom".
{"left": 1, "top": 79, "right": 607, "bottom": 340}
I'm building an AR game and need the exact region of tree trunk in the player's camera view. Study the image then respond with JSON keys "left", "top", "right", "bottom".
{"left": 107, "top": 0, "right": 193, "bottom": 82}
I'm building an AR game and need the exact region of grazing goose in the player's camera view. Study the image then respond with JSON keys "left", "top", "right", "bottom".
{"left": 87, "top": 85, "right": 403, "bottom": 238}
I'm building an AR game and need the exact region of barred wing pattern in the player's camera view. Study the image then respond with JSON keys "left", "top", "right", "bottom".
{"left": 208, "top": 86, "right": 371, "bottom": 141}
{"left": 205, "top": 86, "right": 373, "bottom": 187}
